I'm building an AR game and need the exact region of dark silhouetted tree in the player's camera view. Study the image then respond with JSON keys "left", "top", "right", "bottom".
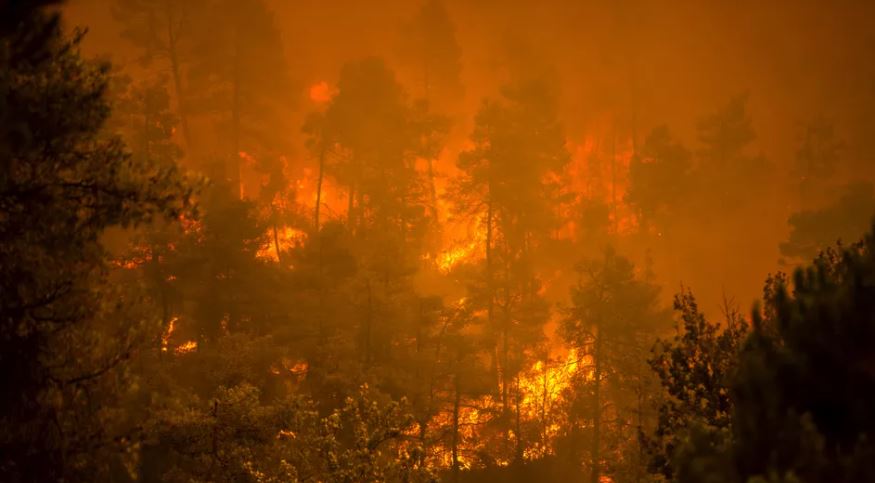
{"left": 186, "top": 0, "right": 295, "bottom": 195}
{"left": 780, "top": 182, "right": 875, "bottom": 263}
{"left": 626, "top": 125, "right": 692, "bottom": 228}
{"left": 641, "top": 290, "right": 747, "bottom": 481}
{"left": 0, "top": 3, "right": 191, "bottom": 479}
{"left": 112, "top": 0, "right": 202, "bottom": 149}
{"left": 401, "top": 0, "right": 464, "bottom": 103}
{"left": 730, "top": 230, "right": 875, "bottom": 482}
{"left": 450, "top": 78, "right": 569, "bottom": 429}
{"left": 563, "top": 249, "right": 669, "bottom": 483}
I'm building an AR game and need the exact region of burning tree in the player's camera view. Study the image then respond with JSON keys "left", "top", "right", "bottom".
{"left": 449, "top": 77, "right": 570, "bottom": 461}
{"left": 562, "top": 248, "right": 670, "bottom": 483}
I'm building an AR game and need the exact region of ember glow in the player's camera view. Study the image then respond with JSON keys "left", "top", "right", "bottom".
{"left": 173, "top": 340, "right": 198, "bottom": 355}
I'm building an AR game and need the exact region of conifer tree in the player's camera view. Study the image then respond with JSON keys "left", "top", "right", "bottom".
{"left": 0, "top": 3, "right": 191, "bottom": 479}
{"left": 563, "top": 249, "right": 669, "bottom": 483}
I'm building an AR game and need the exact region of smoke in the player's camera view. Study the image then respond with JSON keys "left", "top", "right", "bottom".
{"left": 64, "top": 0, "right": 875, "bottom": 313}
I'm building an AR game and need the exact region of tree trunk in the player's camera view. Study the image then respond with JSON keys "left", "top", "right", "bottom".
{"left": 364, "top": 279, "right": 373, "bottom": 367}
{"left": 500, "top": 287, "right": 512, "bottom": 415}
{"left": 541, "top": 360, "right": 549, "bottom": 449}
{"left": 591, "top": 329, "right": 603, "bottom": 483}
{"left": 427, "top": 157, "right": 438, "bottom": 222}
{"left": 486, "top": 196, "right": 496, "bottom": 394}
{"left": 452, "top": 372, "right": 461, "bottom": 483}
{"left": 610, "top": 131, "right": 617, "bottom": 235}
{"left": 272, "top": 217, "right": 282, "bottom": 263}
{"left": 314, "top": 144, "right": 326, "bottom": 231}
{"left": 515, "top": 375, "right": 523, "bottom": 461}
{"left": 502, "top": 310, "right": 509, "bottom": 413}
{"left": 164, "top": 3, "right": 192, "bottom": 151}
{"left": 230, "top": 24, "right": 242, "bottom": 198}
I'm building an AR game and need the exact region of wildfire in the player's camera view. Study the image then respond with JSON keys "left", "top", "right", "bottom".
{"left": 272, "top": 358, "right": 309, "bottom": 376}
{"left": 161, "top": 316, "right": 178, "bottom": 353}
{"left": 433, "top": 212, "right": 487, "bottom": 273}
{"left": 174, "top": 340, "right": 198, "bottom": 355}
{"left": 256, "top": 226, "right": 308, "bottom": 262}
{"left": 308, "top": 81, "right": 333, "bottom": 104}
{"left": 111, "top": 245, "right": 151, "bottom": 270}
{"left": 517, "top": 349, "right": 586, "bottom": 460}
{"left": 421, "top": 348, "right": 585, "bottom": 469}
{"left": 112, "top": 258, "right": 143, "bottom": 270}
{"left": 436, "top": 241, "right": 479, "bottom": 273}
{"left": 555, "top": 133, "right": 640, "bottom": 239}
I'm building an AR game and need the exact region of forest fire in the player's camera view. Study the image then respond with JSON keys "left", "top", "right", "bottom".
{"left": 435, "top": 240, "right": 479, "bottom": 273}
{"left": 516, "top": 350, "right": 586, "bottom": 458}
{"left": 420, "top": 349, "right": 586, "bottom": 470}
{"left": 256, "top": 226, "right": 308, "bottom": 262}
{"left": 8, "top": 1, "right": 875, "bottom": 482}
{"left": 160, "top": 317, "right": 177, "bottom": 353}
{"left": 308, "top": 80, "right": 333, "bottom": 103}
{"left": 173, "top": 340, "right": 198, "bottom": 355}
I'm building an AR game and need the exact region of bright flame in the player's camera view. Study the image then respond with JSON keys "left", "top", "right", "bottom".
{"left": 256, "top": 226, "right": 308, "bottom": 262}
{"left": 309, "top": 81, "right": 333, "bottom": 104}
{"left": 436, "top": 241, "right": 478, "bottom": 273}
{"left": 420, "top": 349, "right": 586, "bottom": 469}
{"left": 161, "top": 316, "right": 178, "bottom": 353}
{"left": 517, "top": 349, "right": 586, "bottom": 460}
{"left": 174, "top": 340, "right": 198, "bottom": 355}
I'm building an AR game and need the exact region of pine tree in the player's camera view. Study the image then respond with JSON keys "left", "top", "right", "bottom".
{"left": 780, "top": 182, "right": 875, "bottom": 263}
{"left": 401, "top": 0, "right": 464, "bottom": 103}
{"left": 562, "top": 248, "right": 670, "bottom": 483}
{"left": 695, "top": 94, "right": 767, "bottom": 212}
{"left": 112, "top": 0, "right": 202, "bottom": 149}
{"left": 626, "top": 125, "right": 692, "bottom": 228}
{"left": 186, "top": 0, "right": 295, "bottom": 196}
{"left": 642, "top": 290, "right": 747, "bottom": 481}
{"left": 0, "top": 3, "right": 191, "bottom": 479}
{"left": 450, "top": 78, "right": 569, "bottom": 435}
{"left": 731, "top": 229, "right": 875, "bottom": 482}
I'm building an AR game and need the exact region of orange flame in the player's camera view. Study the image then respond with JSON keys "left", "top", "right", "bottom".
{"left": 174, "top": 340, "right": 198, "bottom": 355}
{"left": 256, "top": 226, "right": 308, "bottom": 262}
{"left": 161, "top": 316, "right": 178, "bottom": 353}
{"left": 308, "top": 81, "right": 333, "bottom": 104}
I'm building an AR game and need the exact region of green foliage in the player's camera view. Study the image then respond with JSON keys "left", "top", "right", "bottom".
{"left": 112, "top": 0, "right": 201, "bottom": 67}
{"left": 15, "top": 3, "right": 875, "bottom": 482}
{"left": 650, "top": 226, "right": 875, "bottom": 482}
{"left": 0, "top": 3, "right": 191, "bottom": 480}
{"left": 150, "top": 379, "right": 434, "bottom": 482}
{"left": 731, "top": 229, "right": 875, "bottom": 482}
{"left": 306, "top": 58, "right": 439, "bottom": 236}
{"left": 112, "top": 0, "right": 202, "bottom": 148}
{"left": 109, "top": 74, "right": 184, "bottom": 167}
{"left": 453, "top": 78, "right": 569, "bottom": 241}
{"left": 564, "top": 248, "right": 668, "bottom": 350}
{"left": 643, "top": 291, "right": 747, "bottom": 481}
{"left": 562, "top": 248, "right": 670, "bottom": 482}
{"left": 186, "top": 0, "right": 296, "bottom": 156}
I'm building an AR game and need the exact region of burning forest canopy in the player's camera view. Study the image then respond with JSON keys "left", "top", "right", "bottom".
{"left": 3, "top": 0, "right": 875, "bottom": 482}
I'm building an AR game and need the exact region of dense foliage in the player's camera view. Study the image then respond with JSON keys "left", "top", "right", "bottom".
{"left": 3, "top": 1, "right": 875, "bottom": 482}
